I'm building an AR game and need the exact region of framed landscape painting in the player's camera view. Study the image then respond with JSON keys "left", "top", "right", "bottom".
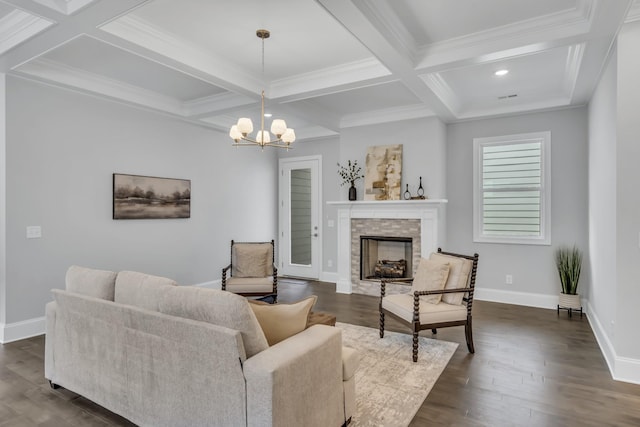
{"left": 113, "top": 173, "right": 191, "bottom": 219}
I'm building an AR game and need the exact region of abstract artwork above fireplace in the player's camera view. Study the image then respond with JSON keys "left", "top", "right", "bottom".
{"left": 364, "top": 144, "right": 403, "bottom": 201}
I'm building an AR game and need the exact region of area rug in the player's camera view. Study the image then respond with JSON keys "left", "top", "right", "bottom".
{"left": 336, "top": 322, "right": 458, "bottom": 427}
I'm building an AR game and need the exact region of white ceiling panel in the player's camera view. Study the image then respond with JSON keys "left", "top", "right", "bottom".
{"left": 309, "top": 81, "right": 420, "bottom": 116}
{"left": 386, "top": 0, "right": 580, "bottom": 46}
{"left": 32, "top": 35, "right": 226, "bottom": 101}
{"left": 124, "top": 0, "right": 374, "bottom": 81}
{"left": 436, "top": 46, "right": 572, "bottom": 114}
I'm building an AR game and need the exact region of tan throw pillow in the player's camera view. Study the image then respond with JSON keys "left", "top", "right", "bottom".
{"left": 232, "top": 243, "right": 271, "bottom": 278}
{"left": 411, "top": 258, "right": 450, "bottom": 304}
{"left": 248, "top": 296, "right": 317, "bottom": 345}
{"left": 430, "top": 253, "right": 472, "bottom": 306}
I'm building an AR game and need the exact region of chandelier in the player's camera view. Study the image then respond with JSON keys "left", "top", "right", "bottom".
{"left": 229, "top": 29, "right": 295, "bottom": 149}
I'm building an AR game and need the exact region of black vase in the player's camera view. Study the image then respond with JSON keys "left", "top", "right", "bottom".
{"left": 348, "top": 183, "right": 357, "bottom": 201}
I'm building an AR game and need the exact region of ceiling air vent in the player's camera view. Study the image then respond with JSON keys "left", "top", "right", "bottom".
{"left": 498, "top": 94, "right": 518, "bottom": 100}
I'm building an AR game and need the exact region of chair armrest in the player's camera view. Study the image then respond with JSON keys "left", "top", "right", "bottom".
{"left": 243, "top": 325, "right": 346, "bottom": 426}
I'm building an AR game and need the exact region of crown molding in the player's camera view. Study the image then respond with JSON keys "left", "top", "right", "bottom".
{"left": 32, "top": 0, "right": 97, "bottom": 15}
{"left": 182, "top": 92, "right": 255, "bottom": 118}
{"left": 626, "top": 0, "right": 640, "bottom": 22}
{"left": 16, "top": 58, "right": 183, "bottom": 114}
{"left": 0, "top": 9, "right": 53, "bottom": 56}
{"left": 421, "top": 73, "right": 461, "bottom": 117}
{"left": 564, "top": 43, "right": 585, "bottom": 100}
{"left": 269, "top": 57, "right": 391, "bottom": 101}
{"left": 351, "top": 0, "right": 417, "bottom": 62}
{"left": 455, "top": 96, "right": 572, "bottom": 121}
{"left": 340, "top": 104, "right": 434, "bottom": 128}
{"left": 415, "top": 0, "right": 593, "bottom": 72}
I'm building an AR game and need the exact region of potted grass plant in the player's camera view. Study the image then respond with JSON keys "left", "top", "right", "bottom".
{"left": 555, "top": 245, "right": 582, "bottom": 309}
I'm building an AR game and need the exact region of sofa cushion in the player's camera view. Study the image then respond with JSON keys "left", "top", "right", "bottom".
{"left": 411, "top": 258, "right": 450, "bottom": 304}
{"left": 232, "top": 243, "right": 273, "bottom": 278}
{"left": 114, "top": 271, "right": 177, "bottom": 311}
{"left": 248, "top": 296, "right": 317, "bottom": 345}
{"left": 159, "top": 287, "right": 268, "bottom": 358}
{"left": 429, "top": 253, "right": 472, "bottom": 306}
{"left": 65, "top": 265, "right": 117, "bottom": 301}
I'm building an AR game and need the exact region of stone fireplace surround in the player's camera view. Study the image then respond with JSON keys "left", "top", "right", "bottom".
{"left": 327, "top": 200, "right": 447, "bottom": 295}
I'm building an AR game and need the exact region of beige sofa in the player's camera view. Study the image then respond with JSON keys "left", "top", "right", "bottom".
{"left": 45, "top": 266, "right": 358, "bottom": 427}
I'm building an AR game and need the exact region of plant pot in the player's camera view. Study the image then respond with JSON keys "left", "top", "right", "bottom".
{"left": 348, "top": 183, "right": 357, "bottom": 201}
{"left": 558, "top": 293, "right": 581, "bottom": 309}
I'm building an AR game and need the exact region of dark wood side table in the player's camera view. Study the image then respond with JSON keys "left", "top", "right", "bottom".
{"left": 307, "top": 311, "right": 337, "bottom": 328}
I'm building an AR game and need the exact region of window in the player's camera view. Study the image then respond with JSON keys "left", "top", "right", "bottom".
{"left": 473, "top": 131, "right": 551, "bottom": 245}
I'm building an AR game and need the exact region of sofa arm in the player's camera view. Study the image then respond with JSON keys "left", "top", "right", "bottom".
{"left": 244, "top": 325, "right": 346, "bottom": 427}
{"left": 44, "top": 300, "right": 57, "bottom": 381}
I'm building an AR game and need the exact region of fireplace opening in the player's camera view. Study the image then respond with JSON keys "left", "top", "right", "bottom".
{"left": 360, "top": 236, "right": 413, "bottom": 280}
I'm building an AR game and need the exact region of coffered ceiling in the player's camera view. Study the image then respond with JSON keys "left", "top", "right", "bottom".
{"left": 1, "top": 0, "right": 638, "bottom": 141}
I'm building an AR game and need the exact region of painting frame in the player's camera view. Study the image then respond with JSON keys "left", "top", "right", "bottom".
{"left": 112, "top": 173, "right": 191, "bottom": 220}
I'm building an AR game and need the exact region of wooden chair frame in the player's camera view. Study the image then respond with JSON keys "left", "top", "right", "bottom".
{"left": 379, "top": 248, "right": 479, "bottom": 362}
{"left": 221, "top": 239, "right": 278, "bottom": 302}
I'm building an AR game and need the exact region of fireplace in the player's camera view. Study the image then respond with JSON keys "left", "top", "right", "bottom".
{"left": 328, "top": 199, "right": 447, "bottom": 295}
{"left": 360, "top": 236, "right": 413, "bottom": 280}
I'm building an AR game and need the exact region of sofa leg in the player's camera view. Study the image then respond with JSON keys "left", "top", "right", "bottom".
{"left": 412, "top": 331, "right": 419, "bottom": 362}
{"left": 379, "top": 312, "right": 385, "bottom": 338}
{"left": 48, "top": 380, "right": 60, "bottom": 390}
{"left": 431, "top": 328, "right": 437, "bottom": 334}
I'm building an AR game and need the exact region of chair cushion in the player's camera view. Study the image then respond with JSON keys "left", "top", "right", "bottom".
{"left": 411, "top": 258, "right": 450, "bottom": 304}
{"left": 382, "top": 294, "right": 467, "bottom": 324}
{"left": 232, "top": 243, "right": 273, "bottom": 278}
{"left": 248, "top": 296, "right": 317, "bottom": 345}
{"left": 65, "top": 265, "right": 117, "bottom": 300}
{"left": 430, "top": 253, "right": 472, "bottom": 306}
{"left": 226, "top": 277, "right": 274, "bottom": 293}
{"left": 114, "top": 271, "right": 178, "bottom": 311}
{"left": 159, "top": 286, "right": 268, "bottom": 359}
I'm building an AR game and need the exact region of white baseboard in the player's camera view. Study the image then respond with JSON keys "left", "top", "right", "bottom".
{"left": 320, "top": 271, "right": 338, "bottom": 283}
{"left": 0, "top": 316, "right": 45, "bottom": 344}
{"left": 586, "top": 301, "right": 640, "bottom": 385}
{"left": 474, "top": 287, "right": 561, "bottom": 309}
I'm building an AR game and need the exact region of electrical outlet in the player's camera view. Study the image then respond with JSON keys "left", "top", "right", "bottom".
{"left": 505, "top": 274, "right": 513, "bottom": 285}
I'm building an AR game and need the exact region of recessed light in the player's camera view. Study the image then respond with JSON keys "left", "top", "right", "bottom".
{"left": 495, "top": 69, "right": 509, "bottom": 76}
{"left": 264, "top": 113, "right": 272, "bottom": 118}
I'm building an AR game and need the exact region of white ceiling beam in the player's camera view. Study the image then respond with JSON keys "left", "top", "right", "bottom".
{"left": 315, "top": 0, "right": 456, "bottom": 122}
{"left": 0, "top": 0, "right": 150, "bottom": 72}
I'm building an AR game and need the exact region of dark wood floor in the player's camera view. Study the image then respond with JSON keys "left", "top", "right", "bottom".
{"left": 2, "top": 279, "right": 640, "bottom": 426}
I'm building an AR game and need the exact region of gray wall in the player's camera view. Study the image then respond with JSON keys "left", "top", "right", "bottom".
{"left": 339, "top": 117, "right": 447, "bottom": 200}
{"left": 446, "top": 108, "right": 589, "bottom": 301}
{"left": 4, "top": 76, "right": 278, "bottom": 323}
{"left": 588, "top": 42, "right": 617, "bottom": 360}
{"left": 0, "top": 74, "right": 6, "bottom": 326}
{"left": 616, "top": 21, "right": 640, "bottom": 360}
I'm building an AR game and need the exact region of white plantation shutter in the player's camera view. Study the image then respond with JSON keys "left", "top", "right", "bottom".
{"left": 473, "top": 132, "right": 551, "bottom": 245}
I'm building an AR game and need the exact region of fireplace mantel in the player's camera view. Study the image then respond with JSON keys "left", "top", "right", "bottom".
{"left": 327, "top": 199, "right": 447, "bottom": 294}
